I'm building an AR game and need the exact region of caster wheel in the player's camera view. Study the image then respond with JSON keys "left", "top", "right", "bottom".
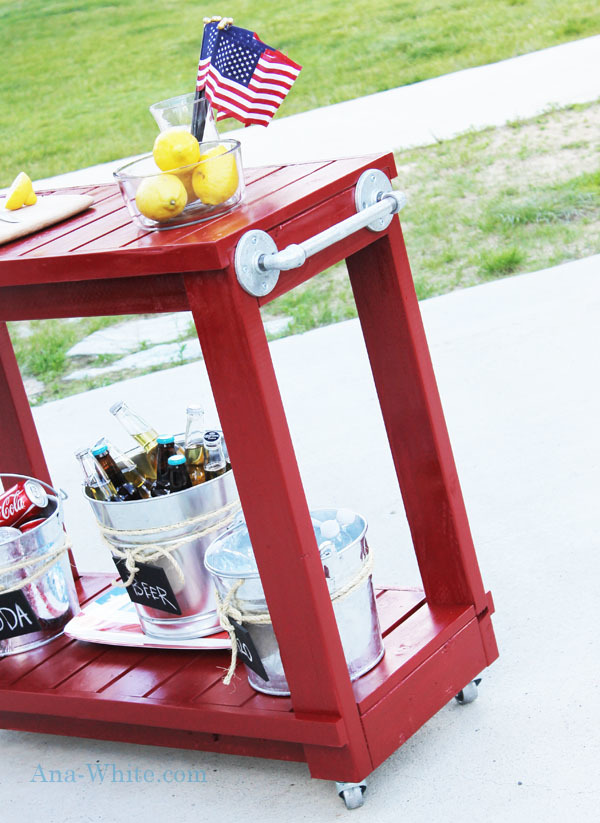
{"left": 455, "top": 677, "right": 482, "bottom": 704}
{"left": 335, "top": 781, "right": 367, "bottom": 809}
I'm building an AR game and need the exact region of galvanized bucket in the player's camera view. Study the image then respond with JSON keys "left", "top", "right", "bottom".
{"left": 204, "top": 508, "right": 384, "bottom": 696}
{"left": 0, "top": 474, "right": 79, "bottom": 657}
{"left": 85, "top": 447, "right": 240, "bottom": 640}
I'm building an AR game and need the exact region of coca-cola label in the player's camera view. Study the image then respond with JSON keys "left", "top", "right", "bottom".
{"left": 0, "top": 590, "right": 42, "bottom": 640}
{"left": 0, "top": 481, "right": 48, "bottom": 528}
{"left": 0, "top": 484, "right": 23, "bottom": 523}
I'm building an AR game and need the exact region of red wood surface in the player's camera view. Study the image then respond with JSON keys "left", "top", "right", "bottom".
{"left": 0, "top": 577, "right": 484, "bottom": 778}
{"left": 0, "top": 156, "right": 392, "bottom": 287}
{"left": 0, "top": 154, "right": 497, "bottom": 781}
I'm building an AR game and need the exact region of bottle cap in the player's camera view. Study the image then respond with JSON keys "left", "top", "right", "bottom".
{"left": 168, "top": 455, "right": 186, "bottom": 466}
{"left": 320, "top": 519, "right": 341, "bottom": 539}
{"left": 109, "top": 401, "right": 124, "bottom": 415}
{"left": 203, "top": 430, "right": 221, "bottom": 445}
{"left": 157, "top": 434, "right": 175, "bottom": 444}
{"left": 91, "top": 445, "right": 109, "bottom": 457}
{"left": 186, "top": 405, "right": 204, "bottom": 415}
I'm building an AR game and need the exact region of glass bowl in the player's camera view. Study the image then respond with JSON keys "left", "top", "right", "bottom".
{"left": 114, "top": 138, "right": 244, "bottom": 231}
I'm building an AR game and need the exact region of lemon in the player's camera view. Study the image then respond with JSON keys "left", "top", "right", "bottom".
{"left": 192, "top": 145, "right": 239, "bottom": 205}
{"left": 153, "top": 128, "right": 201, "bottom": 172}
{"left": 135, "top": 174, "right": 187, "bottom": 222}
{"left": 173, "top": 167, "right": 198, "bottom": 205}
{"left": 5, "top": 172, "right": 36, "bottom": 210}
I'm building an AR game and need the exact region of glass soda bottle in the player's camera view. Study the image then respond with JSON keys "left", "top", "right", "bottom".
{"left": 92, "top": 444, "right": 143, "bottom": 501}
{"left": 94, "top": 437, "right": 152, "bottom": 499}
{"left": 109, "top": 400, "right": 159, "bottom": 480}
{"left": 184, "top": 405, "right": 206, "bottom": 486}
{"left": 151, "top": 435, "right": 179, "bottom": 497}
{"left": 75, "top": 447, "right": 118, "bottom": 502}
{"left": 203, "top": 431, "right": 227, "bottom": 481}
{"left": 168, "top": 455, "right": 192, "bottom": 493}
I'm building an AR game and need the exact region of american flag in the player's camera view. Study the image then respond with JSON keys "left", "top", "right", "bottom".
{"left": 196, "top": 22, "right": 302, "bottom": 127}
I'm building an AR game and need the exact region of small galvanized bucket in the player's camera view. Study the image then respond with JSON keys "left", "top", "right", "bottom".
{"left": 204, "top": 508, "right": 384, "bottom": 696}
{"left": 85, "top": 449, "right": 240, "bottom": 640}
{"left": 0, "top": 474, "right": 79, "bottom": 657}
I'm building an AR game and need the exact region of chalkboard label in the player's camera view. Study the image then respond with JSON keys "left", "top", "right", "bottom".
{"left": 113, "top": 559, "right": 182, "bottom": 615}
{"left": 229, "top": 618, "right": 269, "bottom": 682}
{"left": 0, "top": 590, "right": 42, "bottom": 640}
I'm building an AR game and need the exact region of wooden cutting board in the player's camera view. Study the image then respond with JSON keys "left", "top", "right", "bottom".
{"left": 0, "top": 193, "right": 95, "bottom": 245}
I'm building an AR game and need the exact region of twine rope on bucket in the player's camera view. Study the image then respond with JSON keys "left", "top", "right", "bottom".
{"left": 99, "top": 499, "right": 242, "bottom": 588}
{"left": 215, "top": 549, "right": 375, "bottom": 685}
{"left": 0, "top": 537, "right": 71, "bottom": 595}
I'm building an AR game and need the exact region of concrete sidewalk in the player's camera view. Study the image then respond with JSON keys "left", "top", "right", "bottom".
{"left": 1, "top": 254, "right": 598, "bottom": 821}
{"left": 34, "top": 34, "right": 600, "bottom": 189}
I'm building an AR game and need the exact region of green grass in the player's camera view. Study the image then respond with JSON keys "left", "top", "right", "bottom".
{"left": 9, "top": 100, "right": 600, "bottom": 404}
{"left": 1, "top": 0, "right": 599, "bottom": 186}
{"left": 8, "top": 315, "right": 131, "bottom": 395}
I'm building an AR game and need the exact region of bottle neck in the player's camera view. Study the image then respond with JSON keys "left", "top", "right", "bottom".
{"left": 185, "top": 411, "right": 205, "bottom": 448}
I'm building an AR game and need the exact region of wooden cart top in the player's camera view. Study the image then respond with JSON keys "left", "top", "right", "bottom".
{"left": 0, "top": 154, "right": 396, "bottom": 288}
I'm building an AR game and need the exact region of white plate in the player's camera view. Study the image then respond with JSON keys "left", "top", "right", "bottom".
{"left": 64, "top": 587, "right": 230, "bottom": 650}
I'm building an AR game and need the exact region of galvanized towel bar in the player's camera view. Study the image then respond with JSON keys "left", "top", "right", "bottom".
{"left": 235, "top": 169, "right": 407, "bottom": 296}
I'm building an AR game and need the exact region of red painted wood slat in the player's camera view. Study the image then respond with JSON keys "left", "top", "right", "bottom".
{"left": 374, "top": 587, "right": 426, "bottom": 637}
{"left": 99, "top": 650, "right": 207, "bottom": 699}
{"left": 53, "top": 647, "right": 150, "bottom": 695}
{"left": 361, "top": 618, "right": 488, "bottom": 770}
{"left": 1, "top": 689, "right": 347, "bottom": 747}
{"left": 0, "top": 711, "right": 307, "bottom": 761}
{"left": 353, "top": 603, "right": 476, "bottom": 712}
{"left": 0, "top": 273, "right": 189, "bottom": 322}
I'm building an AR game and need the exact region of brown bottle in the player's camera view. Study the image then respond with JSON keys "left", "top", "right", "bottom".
{"left": 94, "top": 438, "right": 152, "bottom": 499}
{"left": 151, "top": 435, "right": 179, "bottom": 497}
{"left": 168, "top": 455, "right": 192, "bottom": 493}
{"left": 92, "top": 445, "right": 142, "bottom": 501}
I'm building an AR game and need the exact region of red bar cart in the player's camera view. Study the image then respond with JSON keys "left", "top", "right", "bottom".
{"left": 0, "top": 152, "right": 498, "bottom": 809}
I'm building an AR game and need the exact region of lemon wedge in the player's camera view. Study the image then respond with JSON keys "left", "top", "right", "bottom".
{"left": 5, "top": 172, "right": 36, "bottom": 210}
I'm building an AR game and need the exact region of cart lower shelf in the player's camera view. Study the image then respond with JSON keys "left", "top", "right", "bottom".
{"left": 0, "top": 573, "right": 495, "bottom": 779}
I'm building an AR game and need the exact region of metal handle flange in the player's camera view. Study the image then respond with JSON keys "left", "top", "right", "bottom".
{"left": 234, "top": 169, "right": 407, "bottom": 297}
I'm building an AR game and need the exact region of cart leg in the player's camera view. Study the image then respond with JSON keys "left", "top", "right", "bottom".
{"left": 455, "top": 677, "right": 482, "bottom": 704}
{"left": 0, "top": 322, "right": 52, "bottom": 483}
{"left": 346, "top": 224, "right": 495, "bottom": 626}
{"left": 184, "top": 269, "right": 373, "bottom": 781}
{"left": 336, "top": 780, "right": 367, "bottom": 810}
